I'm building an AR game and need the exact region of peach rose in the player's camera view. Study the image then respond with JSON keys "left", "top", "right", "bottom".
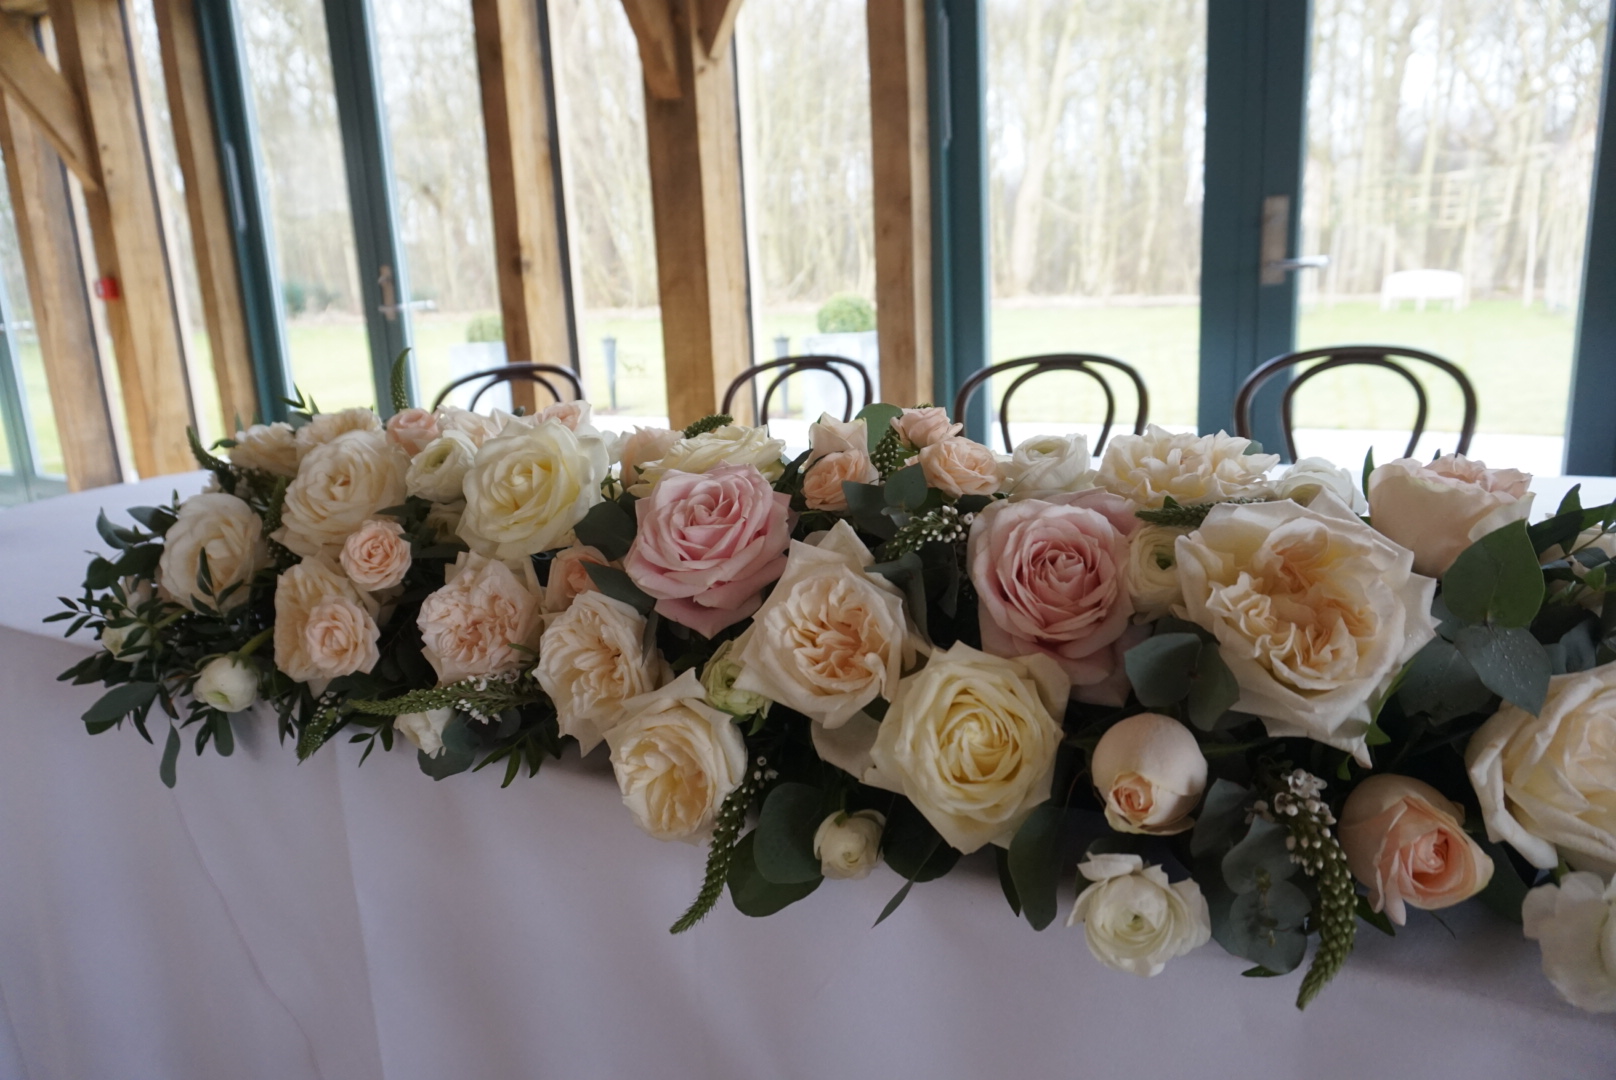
{"left": 229, "top": 422, "right": 299, "bottom": 477}
{"left": 541, "top": 543, "right": 611, "bottom": 614}
{"left": 294, "top": 407, "right": 382, "bottom": 461}
{"left": 273, "top": 558, "right": 381, "bottom": 686}
{"left": 532, "top": 400, "right": 594, "bottom": 433}
{"left": 385, "top": 408, "right": 440, "bottom": 457}
{"left": 802, "top": 415, "right": 879, "bottom": 512}
{"left": 1368, "top": 454, "right": 1534, "bottom": 577}
{"left": 339, "top": 518, "right": 412, "bottom": 591}
{"left": 892, "top": 406, "right": 962, "bottom": 448}
{"left": 1091, "top": 713, "right": 1208, "bottom": 835}
{"left": 416, "top": 552, "right": 543, "bottom": 685}
{"left": 616, "top": 426, "right": 682, "bottom": 486}
{"left": 1339, "top": 774, "right": 1494, "bottom": 925}
{"left": 157, "top": 493, "right": 268, "bottom": 612}
{"left": 623, "top": 464, "right": 792, "bottom": 637}
{"left": 534, "top": 591, "right": 667, "bottom": 753}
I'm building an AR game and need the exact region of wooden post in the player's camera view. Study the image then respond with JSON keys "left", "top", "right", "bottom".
{"left": 471, "top": 0, "right": 574, "bottom": 413}
{"left": 48, "top": 0, "right": 198, "bottom": 476}
{"left": 151, "top": 0, "right": 258, "bottom": 429}
{"left": 0, "top": 14, "right": 99, "bottom": 191}
{"left": 0, "top": 93, "right": 121, "bottom": 489}
{"left": 634, "top": 0, "right": 752, "bottom": 427}
{"left": 867, "top": 0, "right": 932, "bottom": 409}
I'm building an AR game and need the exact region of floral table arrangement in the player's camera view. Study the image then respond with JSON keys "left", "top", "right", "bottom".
{"left": 51, "top": 365, "right": 1616, "bottom": 1012}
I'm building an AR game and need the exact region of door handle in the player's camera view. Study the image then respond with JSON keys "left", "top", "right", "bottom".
{"left": 1258, "top": 195, "right": 1330, "bottom": 285}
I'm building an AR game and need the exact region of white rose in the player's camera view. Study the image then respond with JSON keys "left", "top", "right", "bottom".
{"left": 1091, "top": 713, "right": 1207, "bottom": 835}
{"left": 1368, "top": 454, "right": 1534, "bottom": 577}
{"left": 629, "top": 424, "right": 786, "bottom": 494}
{"left": 1002, "top": 433, "right": 1097, "bottom": 501}
{"left": 1274, "top": 457, "right": 1367, "bottom": 514}
{"left": 1466, "top": 662, "right": 1616, "bottom": 874}
{"left": 406, "top": 430, "right": 479, "bottom": 502}
{"left": 229, "top": 422, "right": 299, "bottom": 477}
{"left": 1097, "top": 425, "right": 1278, "bottom": 509}
{"left": 276, "top": 430, "right": 408, "bottom": 559}
{"left": 434, "top": 405, "right": 504, "bottom": 447}
{"left": 733, "top": 520, "right": 919, "bottom": 729}
{"left": 1176, "top": 493, "right": 1438, "bottom": 762}
{"left": 615, "top": 426, "right": 682, "bottom": 485}
{"left": 457, "top": 420, "right": 610, "bottom": 560}
{"left": 534, "top": 591, "right": 667, "bottom": 754}
{"left": 867, "top": 642, "right": 1068, "bottom": 853}
{"left": 417, "top": 552, "right": 544, "bottom": 685}
{"left": 813, "top": 810, "right": 886, "bottom": 880}
{"left": 194, "top": 656, "right": 259, "bottom": 713}
{"left": 157, "top": 493, "right": 269, "bottom": 612}
{"left": 604, "top": 670, "right": 748, "bottom": 843}
{"left": 396, "top": 707, "right": 453, "bottom": 758}
{"left": 294, "top": 407, "right": 382, "bottom": 460}
{"left": 1522, "top": 871, "right": 1616, "bottom": 1012}
{"left": 272, "top": 558, "right": 381, "bottom": 687}
{"left": 701, "top": 639, "right": 772, "bottom": 718}
{"left": 1123, "top": 524, "right": 1187, "bottom": 621}
{"left": 1067, "top": 853, "right": 1211, "bottom": 977}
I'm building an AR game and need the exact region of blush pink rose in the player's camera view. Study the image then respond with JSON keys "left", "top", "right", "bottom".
{"left": 534, "top": 400, "right": 591, "bottom": 431}
{"left": 417, "top": 552, "right": 544, "bottom": 684}
{"left": 542, "top": 543, "right": 611, "bottom": 614}
{"left": 624, "top": 464, "right": 792, "bottom": 637}
{"left": 1339, "top": 774, "right": 1494, "bottom": 925}
{"left": 892, "top": 407, "right": 963, "bottom": 448}
{"left": 340, "top": 518, "right": 412, "bottom": 590}
{"left": 968, "top": 497, "right": 1135, "bottom": 692}
{"left": 386, "top": 408, "right": 440, "bottom": 457}
{"left": 915, "top": 436, "right": 1001, "bottom": 498}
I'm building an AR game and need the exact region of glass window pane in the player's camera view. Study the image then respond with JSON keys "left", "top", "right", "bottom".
{"left": 986, "top": 0, "right": 1206, "bottom": 448}
{"left": 551, "top": 0, "right": 666, "bottom": 434}
{"left": 1299, "top": 0, "right": 1609, "bottom": 475}
{"left": 238, "top": 0, "right": 372, "bottom": 411}
{"left": 0, "top": 143, "right": 61, "bottom": 486}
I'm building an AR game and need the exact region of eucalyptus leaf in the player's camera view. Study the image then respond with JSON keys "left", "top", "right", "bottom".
{"left": 573, "top": 500, "right": 638, "bottom": 561}
{"left": 884, "top": 464, "right": 929, "bottom": 511}
{"left": 873, "top": 879, "right": 914, "bottom": 927}
{"left": 753, "top": 783, "right": 825, "bottom": 885}
{"left": 1186, "top": 644, "right": 1239, "bottom": 730}
{"left": 882, "top": 803, "right": 961, "bottom": 882}
{"left": 855, "top": 403, "right": 904, "bottom": 450}
{"left": 1224, "top": 880, "right": 1310, "bottom": 973}
{"left": 159, "top": 725, "right": 181, "bottom": 789}
{"left": 728, "top": 832, "right": 822, "bottom": 917}
{"left": 417, "top": 715, "right": 476, "bottom": 780}
{"left": 1453, "top": 624, "right": 1551, "bottom": 715}
{"left": 1124, "top": 632, "right": 1202, "bottom": 707}
{"left": 1007, "top": 803, "right": 1064, "bottom": 931}
{"left": 1441, "top": 520, "right": 1545, "bottom": 628}
{"left": 1398, "top": 637, "right": 1493, "bottom": 723}
{"left": 1191, "top": 779, "right": 1252, "bottom": 858}
{"left": 995, "top": 846, "right": 1022, "bottom": 917}
{"left": 1222, "top": 817, "right": 1299, "bottom": 894}
{"left": 583, "top": 564, "right": 656, "bottom": 617}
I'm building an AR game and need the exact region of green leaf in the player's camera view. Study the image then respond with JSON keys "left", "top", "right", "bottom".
{"left": 1355, "top": 895, "right": 1396, "bottom": 936}
{"left": 727, "top": 832, "right": 821, "bottom": 917}
{"left": 389, "top": 349, "right": 413, "bottom": 412}
{"left": 1007, "top": 803, "right": 1064, "bottom": 931}
{"left": 1242, "top": 965, "right": 1285, "bottom": 978}
{"left": 1441, "top": 520, "right": 1545, "bottom": 628}
{"left": 884, "top": 464, "right": 929, "bottom": 511}
{"left": 882, "top": 803, "right": 961, "bottom": 882}
{"left": 1399, "top": 637, "right": 1493, "bottom": 722}
{"left": 583, "top": 564, "right": 656, "bottom": 616}
{"left": 126, "top": 505, "right": 177, "bottom": 534}
{"left": 1361, "top": 448, "right": 1375, "bottom": 501}
{"left": 417, "top": 715, "right": 476, "bottom": 780}
{"left": 1453, "top": 624, "right": 1551, "bottom": 715}
{"left": 753, "top": 783, "right": 825, "bottom": 886}
{"left": 1224, "top": 881, "right": 1309, "bottom": 973}
{"left": 1124, "top": 632, "right": 1202, "bottom": 707}
{"left": 212, "top": 713, "right": 236, "bottom": 757}
{"left": 573, "top": 500, "right": 638, "bottom": 562}
{"left": 855, "top": 403, "right": 904, "bottom": 450}
{"left": 83, "top": 681, "right": 159, "bottom": 727}
{"left": 159, "top": 724, "right": 181, "bottom": 789}
{"left": 1222, "top": 817, "right": 1300, "bottom": 893}
{"left": 1186, "top": 644, "right": 1240, "bottom": 730}
{"left": 994, "top": 846, "right": 1022, "bottom": 917}
{"left": 873, "top": 879, "right": 914, "bottom": 927}
{"left": 96, "top": 510, "right": 134, "bottom": 551}
{"left": 1474, "top": 837, "right": 1533, "bottom": 923}
{"left": 1191, "top": 779, "right": 1252, "bottom": 858}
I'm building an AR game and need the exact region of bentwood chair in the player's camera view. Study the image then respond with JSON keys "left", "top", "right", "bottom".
{"left": 720, "top": 356, "right": 874, "bottom": 424}
{"left": 432, "top": 363, "right": 586, "bottom": 412}
{"left": 1233, "top": 345, "right": 1478, "bottom": 461}
{"left": 952, "top": 354, "right": 1150, "bottom": 454}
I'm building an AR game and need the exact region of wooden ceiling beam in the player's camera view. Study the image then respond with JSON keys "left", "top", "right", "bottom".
{"left": 695, "top": 0, "right": 743, "bottom": 60}
{"left": 0, "top": 15, "right": 99, "bottom": 191}
{"left": 619, "top": 0, "right": 681, "bottom": 100}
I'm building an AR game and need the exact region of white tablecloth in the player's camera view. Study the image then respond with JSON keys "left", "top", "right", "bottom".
{"left": 1, "top": 473, "right": 1613, "bottom": 1080}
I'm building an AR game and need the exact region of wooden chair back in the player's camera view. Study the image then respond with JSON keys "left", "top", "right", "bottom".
{"left": 952, "top": 354, "right": 1149, "bottom": 453}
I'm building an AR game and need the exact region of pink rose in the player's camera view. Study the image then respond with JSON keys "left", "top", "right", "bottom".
{"left": 968, "top": 497, "right": 1134, "bottom": 691}
{"left": 617, "top": 426, "right": 682, "bottom": 484}
{"left": 340, "top": 518, "right": 412, "bottom": 590}
{"left": 1368, "top": 454, "right": 1534, "bottom": 577}
{"left": 803, "top": 415, "right": 879, "bottom": 511}
{"left": 385, "top": 408, "right": 440, "bottom": 456}
{"left": 533, "top": 400, "right": 592, "bottom": 432}
{"left": 417, "top": 552, "right": 544, "bottom": 684}
{"left": 915, "top": 436, "right": 1000, "bottom": 498}
{"left": 892, "top": 406, "right": 962, "bottom": 448}
{"left": 1339, "top": 774, "right": 1494, "bottom": 926}
{"left": 542, "top": 543, "right": 611, "bottom": 614}
{"left": 624, "top": 464, "right": 792, "bottom": 637}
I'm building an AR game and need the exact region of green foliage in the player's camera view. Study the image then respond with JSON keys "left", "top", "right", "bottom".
{"left": 1398, "top": 637, "right": 1493, "bottom": 722}
{"left": 1007, "top": 803, "right": 1065, "bottom": 930}
{"left": 673, "top": 757, "right": 767, "bottom": 932}
{"left": 417, "top": 714, "right": 477, "bottom": 780}
{"left": 683, "top": 414, "right": 733, "bottom": 439}
{"left": 753, "top": 783, "right": 825, "bottom": 885}
{"left": 854, "top": 403, "right": 904, "bottom": 450}
{"left": 870, "top": 428, "right": 910, "bottom": 478}
{"left": 1441, "top": 520, "right": 1545, "bottom": 628}
{"left": 727, "top": 832, "right": 821, "bottom": 918}
{"left": 389, "top": 349, "right": 413, "bottom": 412}
{"left": 883, "top": 505, "right": 969, "bottom": 561}
{"left": 465, "top": 311, "right": 504, "bottom": 344}
{"left": 583, "top": 563, "right": 656, "bottom": 616}
{"left": 815, "top": 292, "right": 875, "bottom": 333}
{"left": 1134, "top": 496, "right": 1270, "bottom": 528}
{"left": 1123, "top": 631, "right": 1240, "bottom": 729}
{"left": 1453, "top": 624, "right": 1551, "bottom": 715}
{"left": 573, "top": 500, "right": 638, "bottom": 562}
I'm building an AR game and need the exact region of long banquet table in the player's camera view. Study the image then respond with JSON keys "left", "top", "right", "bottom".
{"left": 1, "top": 472, "right": 1613, "bottom": 1080}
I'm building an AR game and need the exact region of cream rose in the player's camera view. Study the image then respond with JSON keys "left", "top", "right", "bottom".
{"left": 541, "top": 543, "right": 611, "bottom": 614}
{"left": 1067, "top": 853, "right": 1211, "bottom": 977}
{"left": 157, "top": 493, "right": 269, "bottom": 612}
{"left": 385, "top": 407, "right": 440, "bottom": 457}
{"left": 732, "top": 521, "right": 919, "bottom": 728}
{"left": 630, "top": 424, "right": 786, "bottom": 494}
{"left": 194, "top": 656, "right": 259, "bottom": 713}
{"left": 1002, "top": 433, "right": 1097, "bottom": 501}
{"left": 396, "top": 707, "right": 453, "bottom": 758}
{"left": 814, "top": 810, "right": 886, "bottom": 880}
{"left": 615, "top": 426, "right": 682, "bottom": 486}
{"left": 1466, "top": 662, "right": 1616, "bottom": 874}
{"left": 276, "top": 430, "right": 408, "bottom": 559}
{"left": 339, "top": 518, "right": 412, "bottom": 590}
{"left": 802, "top": 414, "right": 878, "bottom": 512}
{"left": 701, "top": 639, "right": 772, "bottom": 718}
{"left": 1091, "top": 713, "right": 1207, "bottom": 836}
{"left": 1523, "top": 872, "right": 1616, "bottom": 1012}
{"left": 1338, "top": 774, "right": 1494, "bottom": 925}
{"left": 272, "top": 558, "right": 381, "bottom": 686}
{"left": 914, "top": 436, "right": 1001, "bottom": 499}
{"left": 434, "top": 405, "right": 504, "bottom": 447}
{"left": 1124, "top": 524, "right": 1187, "bottom": 621}
{"left": 406, "top": 431, "right": 478, "bottom": 503}
{"left": 1368, "top": 454, "right": 1534, "bottom": 577}
{"left": 604, "top": 670, "right": 748, "bottom": 843}
{"left": 891, "top": 406, "right": 962, "bottom": 448}
{"left": 1274, "top": 457, "right": 1368, "bottom": 514}
{"left": 416, "top": 552, "right": 544, "bottom": 685}
{"left": 867, "top": 642, "right": 1068, "bottom": 853}
{"left": 457, "top": 419, "right": 610, "bottom": 561}
{"left": 1098, "top": 425, "right": 1277, "bottom": 509}
{"left": 1175, "top": 494, "right": 1438, "bottom": 762}
{"left": 229, "top": 422, "right": 299, "bottom": 477}
{"left": 295, "top": 407, "right": 382, "bottom": 460}
{"left": 534, "top": 591, "right": 667, "bottom": 754}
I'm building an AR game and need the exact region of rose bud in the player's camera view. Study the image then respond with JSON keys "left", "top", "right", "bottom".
{"left": 195, "top": 656, "right": 259, "bottom": 714}
{"left": 1091, "top": 713, "right": 1208, "bottom": 835}
{"left": 1338, "top": 774, "right": 1494, "bottom": 926}
{"left": 813, "top": 810, "right": 885, "bottom": 880}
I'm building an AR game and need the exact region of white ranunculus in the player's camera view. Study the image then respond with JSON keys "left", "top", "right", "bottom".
{"left": 1067, "top": 853, "right": 1211, "bottom": 977}
{"left": 272, "top": 558, "right": 381, "bottom": 687}
{"left": 194, "top": 656, "right": 259, "bottom": 713}
{"left": 457, "top": 419, "right": 610, "bottom": 560}
{"left": 1002, "top": 433, "right": 1097, "bottom": 501}
{"left": 533, "top": 591, "right": 667, "bottom": 754}
{"left": 604, "top": 670, "right": 748, "bottom": 843}
{"left": 1091, "top": 713, "right": 1207, "bottom": 835}
{"left": 867, "top": 642, "right": 1068, "bottom": 853}
{"left": 1123, "top": 524, "right": 1187, "bottom": 621}
{"left": 1274, "top": 456, "right": 1368, "bottom": 514}
{"left": 1466, "top": 662, "right": 1616, "bottom": 874}
{"left": 276, "top": 430, "right": 408, "bottom": 559}
{"left": 294, "top": 407, "right": 381, "bottom": 460}
{"left": 1175, "top": 493, "right": 1438, "bottom": 763}
{"left": 229, "top": 422, "right": 299, "bottom": 477}
{"left": 814, "top": 810, "right": 886, "bottom": 880}
{"left": 1097, "top": 425, "right": 1278, "bottom": 509}
{"left": 629, "top": 424, "right": 786, "bottom": 494}
{"left": 157, "top": 493, "right": 269, "bottom": 612}
{"left": 1367, "top": 454, "right": 1534, "bottom": 577}
{"left": 1522, "top": 871, "right": 1616, "bottom": 1012}
{"left": 733, "top": 521, "right": 919, "bottom": 729}
{"left": 700, "top": 639, "right": 772, "bottom": 718}
{"left": 396, "top": 707, "right": 453, "bottom": 758}
{"left": 406, "top": 430, "right": 479, "bottom": 503}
